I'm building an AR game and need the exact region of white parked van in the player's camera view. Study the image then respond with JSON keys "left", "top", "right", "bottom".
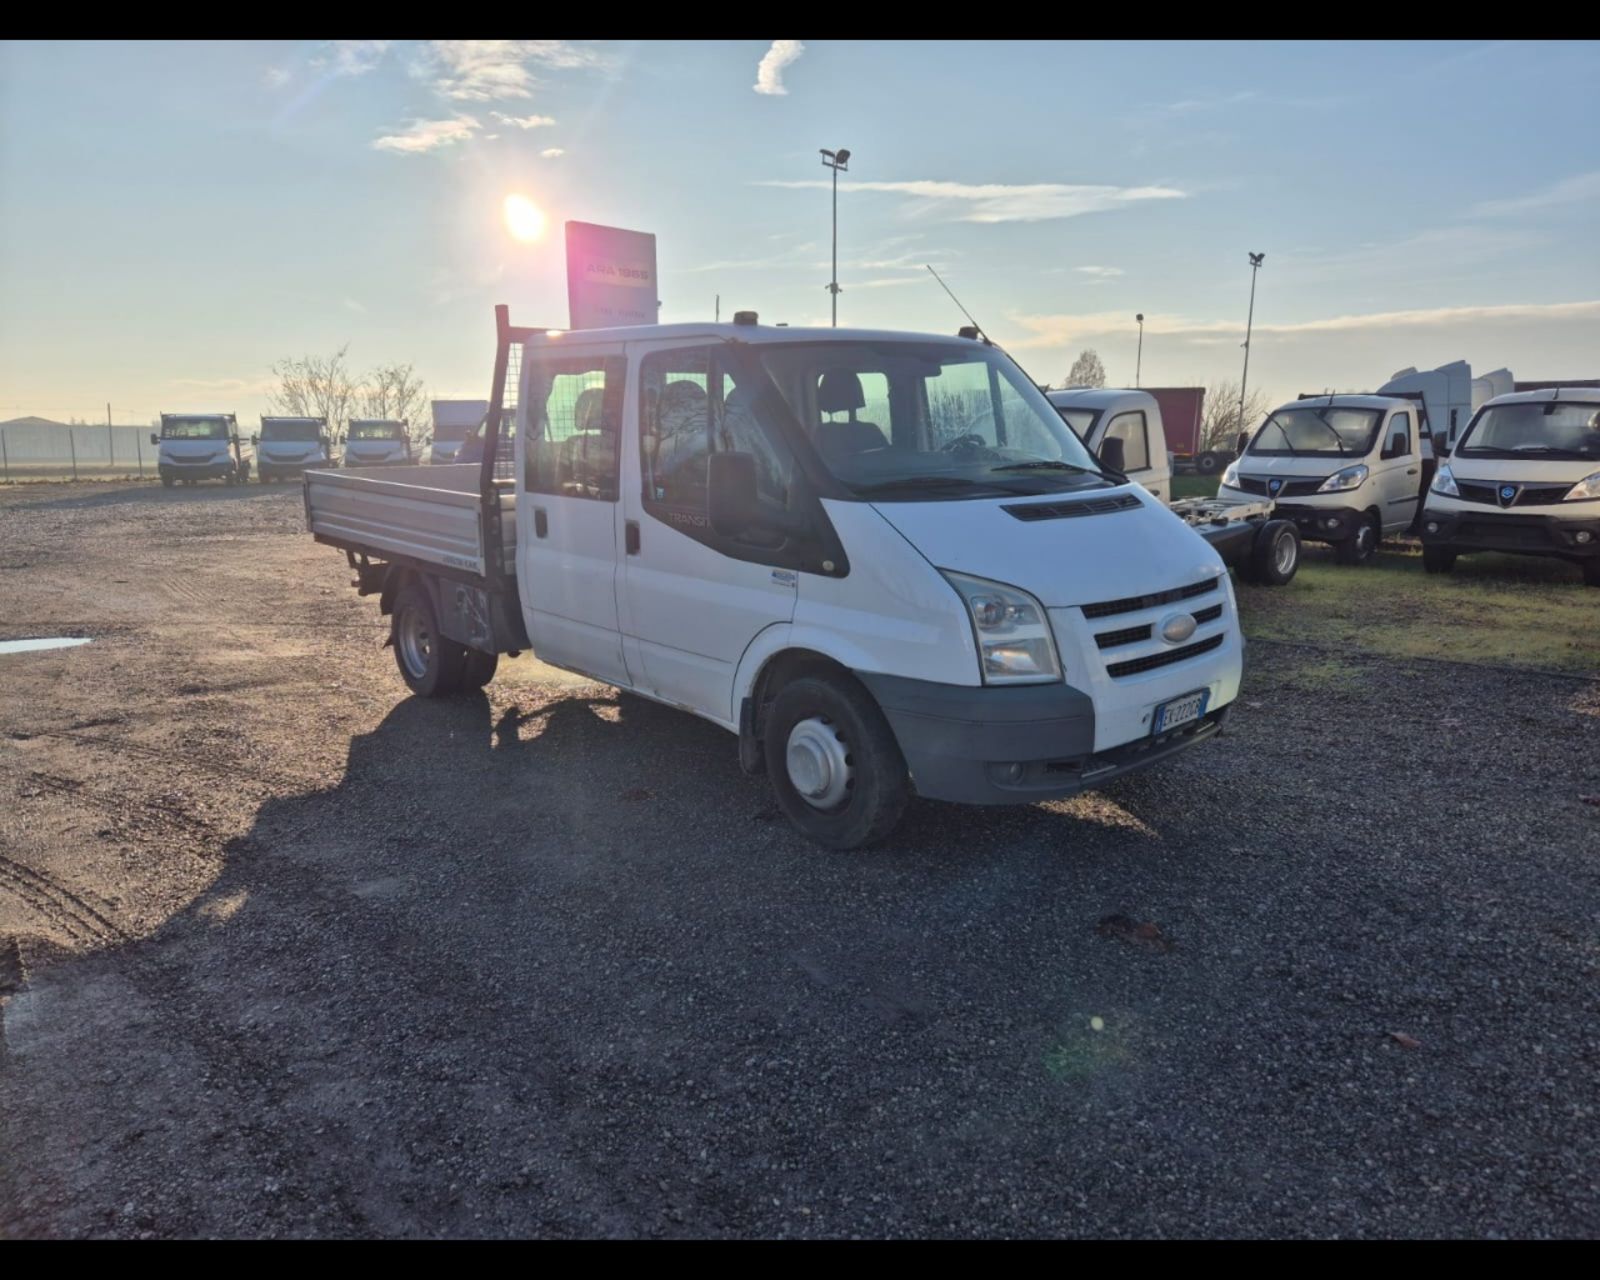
{"left": 306, "top": 312, "right": 1244, "bottom": 848}
{"left": 152, "top": 413, "right": 250, "bottom": 487}
{"left": 253, "top": 416, "right": 334, "bottom": 482}
{"left": 1217, "top": 394, "right": 1428, "bottom": 564}
{"left": 1421, "top": 389, "right": 1600, "bottom": 586}
{"left": 342, "top": 419, "right": 416, "bottom": 467}
{"left": 429, "top": 399, "right": 489, "bottom": 465}
{"left": 1047, "top": 389, "right": 1173, "bottom": 502}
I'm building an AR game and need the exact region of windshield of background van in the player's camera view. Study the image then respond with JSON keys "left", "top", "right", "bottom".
{"left": 349, "top": 422, "right": 405, "bottom": 440}
{"left": 162, "top": 418, "right": 230, "bottom": 440}
{"left": 753, "top": 341, "right": 1108, "bottom": 499}
{"left": 1250, "top": 406, "right": 1383, "bottom": 456}
{"left": 261, "top": 421, "right": 322, "bottom": 442}
{"left": 1457, "top": 402, "right": 1600, "bottom": 460}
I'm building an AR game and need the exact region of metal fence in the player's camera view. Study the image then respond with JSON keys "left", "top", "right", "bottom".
{"left": 0, "top": 424, "right": 155, "bottom": 481}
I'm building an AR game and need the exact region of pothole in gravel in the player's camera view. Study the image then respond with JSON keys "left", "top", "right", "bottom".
{"left": 0, "top": 637, "right": 92, "bottom": 655}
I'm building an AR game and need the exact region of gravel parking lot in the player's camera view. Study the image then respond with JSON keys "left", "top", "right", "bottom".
{"left": 1, "top": 480, "right": 1597, "bottom": 1238}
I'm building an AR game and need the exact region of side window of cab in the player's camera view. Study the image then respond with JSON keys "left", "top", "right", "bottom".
{"left": 1381, "top": 411, "right": 1412, "bottom": 460}
{"left": 523, "top": 355, "right": 626, "bottom": 500}
{"left": 1103, "top": 411, "right": 1151, "bottom": 472}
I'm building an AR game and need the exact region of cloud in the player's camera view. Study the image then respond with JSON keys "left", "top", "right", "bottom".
{"left": 1073, "top": 266, "right": 1124, "bottom": 280}
{"left": 540, "top": 147, "right": 565, "bottom": 159}
{"left": 372, "top": 116, "right": 480, "bottom": 154}
{"left": 757, "top": 178, "right": 1186, "bottom": 223}
{"left": 342, "top": 297, "right": 367, "bottom": 314}
{"left": 263, "top": 65, "right": 292, "bottom": 89}
{"left": 1007, "top": 299, "right": 1600, "bottom": 350}
{"left": 1469, "top": 171, "right": 1600, "bottom": 218}
{"left": 491, "top": 111, "right": 556, "bottom": 129}
{"left": 754, "top": 40, "right": 806, "bottom": 95}
{"left": 319, "top": 40, "right": 391, "bottom": 77}
{"left": 420, "top": 40, "right": 605, "bottom": 101}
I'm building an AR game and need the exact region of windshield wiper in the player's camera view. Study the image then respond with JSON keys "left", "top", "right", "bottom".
{"left": 990, "top": 459, "right": 1103, "bottom": 476}
{"left": 850, "top": 475, "right": 1014, "bottom": 496}
{"left": 1258, "top": 413, "right": 1300, "bottom": 456}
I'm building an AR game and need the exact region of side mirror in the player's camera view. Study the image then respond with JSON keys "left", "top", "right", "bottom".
{"left": 1098, "top": 436, "right": 1126, "bottom": 474}
{"left": 250, "top": 433, "right": 259, "bottom": 446}
{"left": 707, "top": 451, "right": 761, "bottom": 538}
{"left": 1433, "top": 438, "right": 1450, "bottom": 458}
{"left": 1235, "top": 430, "right": 1249, "bottom": 455}
{"left": 150, "top": 432, "right": 160, "bottom": 446}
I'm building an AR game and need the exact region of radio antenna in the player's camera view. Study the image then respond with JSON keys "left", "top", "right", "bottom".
{"left": 926, "top": 265, "right": 990, "bottom": 343}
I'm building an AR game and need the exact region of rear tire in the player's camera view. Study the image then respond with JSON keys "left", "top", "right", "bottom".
{"left": 1335, "top": 513, "right": 1379, "bottom": 565}
{"left": 391, "top": 582, "right": 465, "bottom": 698}
{"left": 1422, "top": 546, "right": 1457, "bottom": 575}
{"left": 1250, "top": 519, "right": 1300, "bottom": 586}
{"left": 1196, "top": 451, "right": 1222, "bottom": 475}
{"left": 763, "top": 673, "right": 910, "bottom": 850}
{"left": 458, "top": 647, "right": 498, "bottom": 689}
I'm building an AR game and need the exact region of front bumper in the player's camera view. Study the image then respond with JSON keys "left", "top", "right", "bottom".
{"left": 159, "top": 461, "right": 236, "bottom": 480}
{"left": 857, "top": 672, "right": 1229, "bottom": 805}
{"left": 1262, "top": 502, "right": 1365, "bottom": 543}
{"left": 1421, "top": 508, "right": 1600, "bottom": 562}
{"left": 344, "top": 455, "right": 409, "bottom": 467}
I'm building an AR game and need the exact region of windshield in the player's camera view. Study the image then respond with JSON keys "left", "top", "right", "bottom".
{"left": 753, "top": 341, "right": 1108, "bottom": 499}
{"left": 432, "top": 422, "right": 470, "bottom": 441}
{"left": 162, "top": 417, "right": 230, "bottom": 440}
{"left": 349, "top": 421, "right": 405, "bottom": 440}
{"left": 261, "top": 420, "right": 322, "bottom": 442}
{"left": 1457, "top": 401, "right": 1600, "bottom": 460}
{"left": 1249, "top": 405, "right": 1383, "bottom": 457}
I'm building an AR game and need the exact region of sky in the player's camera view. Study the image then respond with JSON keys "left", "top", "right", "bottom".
{"left": 2, "top": 39, "right": 1598, "bottom": 425}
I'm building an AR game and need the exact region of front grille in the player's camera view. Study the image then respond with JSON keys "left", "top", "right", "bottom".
{"left": 1235, "top": 475, "right": 1326, "bottom": 497}
{"left": 1105, "top": 633, "right": 1224, "bottom": 679}
{"left": 1457, "top": 481, "right": 1573, "bottom": 507}
{"left": 1082, "top": 576, "right": 1221, "bottom": 620}
{"left": 1095, "top": 623, "right": 1150, "bottom": 650}
{"left": 1457, "top": 520, "right": 1551, "bottom": 547}
{"left": 1002, "top": 493, "right": 1142, "bottom": 522}
{"left": 1193, "top": 603, "right": 1223, "bottom": 625}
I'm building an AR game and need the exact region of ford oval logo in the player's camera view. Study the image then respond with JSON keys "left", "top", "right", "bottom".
{"left": 1160, "top": 612, "right": 1198, "bottom": 644}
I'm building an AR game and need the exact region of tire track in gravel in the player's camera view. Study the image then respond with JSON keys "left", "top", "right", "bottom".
{"left": 0, "top": 856, "right": 125, "bottom": 946}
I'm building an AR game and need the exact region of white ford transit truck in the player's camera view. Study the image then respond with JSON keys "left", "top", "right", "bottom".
{"left": 305, "top": 308, "right": 1244, "bottom": 848}
{"left": 1421, "top": 389, "right": 1600, "bottom": 586}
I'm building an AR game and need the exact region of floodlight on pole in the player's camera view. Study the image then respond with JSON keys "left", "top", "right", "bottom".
{"left": 1135, "top": 313, "right": 1145, "bottom": 388}
{"left": 820, "top": 147, "right": 851, "bottom": 327}
{"left": 1239, "top": 253, "right": 1265, "bottom": 433}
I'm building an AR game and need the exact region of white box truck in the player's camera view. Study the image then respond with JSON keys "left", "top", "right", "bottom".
{"left": 341, "top": 419, "right": 417, "bottom": 467}
{"left": 305, "top": 308, "right": 1245, "bottom": 848}
{"left": 253, "top": 416, "right": 334, "bottom": 482}
{"left": 151, "top": 413, "right": 250, "bottom": 487}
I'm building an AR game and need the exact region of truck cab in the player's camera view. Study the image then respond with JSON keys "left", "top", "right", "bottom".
{"left": 152, "top": 413, "right": 249, "bottom": 487}
{"left": 253, "top": 416, "right": 333, "bottom": 482}
{"left": 308, "top": 313, "right": 1245, "bottom": 849}
{"left": 1218, "top": 394, "right": 1426, "bottom": 564}
{"left": 428, "top": 399, "right": 489, "bottom": 465}
{"left": 1046, "top": 388, "right": 1173, "bottom": 502}
{"left": 342, "top": 419, "right": 415, "bottom": 467}
{"left": 1422, "top": 390, "right": 1600, "bottom": 586}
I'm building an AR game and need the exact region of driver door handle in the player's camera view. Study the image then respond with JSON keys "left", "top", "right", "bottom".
{"left": 625, "top": 520, "right": 641, "bottom": 555}
{"left": 1407, "top": 468, "right": 1419, "bottom": 475}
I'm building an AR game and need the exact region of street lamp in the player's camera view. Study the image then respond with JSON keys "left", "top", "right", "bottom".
{"left": 820, "top": 147, "right": 851, "bottom": 327}
{"left": 1239, "top": 252, "right": 1265, "bottom": 434}
{"left": 1135, "top": 313, "right": 1145, "bottom": 388}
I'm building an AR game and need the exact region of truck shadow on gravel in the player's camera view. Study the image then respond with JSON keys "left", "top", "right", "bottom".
{"left": 21, "top": 484, "right": 290, "bottom": 513}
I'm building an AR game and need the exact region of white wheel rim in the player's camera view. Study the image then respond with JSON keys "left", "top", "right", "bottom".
{"left": 398, "top": 606, "right": 432, "bottom": 679}
{"left": 786, "top": 716, "right": 853, "bottom": 810}
{"left": 1275, "top": 533, "right": 1296, "bottom": 575}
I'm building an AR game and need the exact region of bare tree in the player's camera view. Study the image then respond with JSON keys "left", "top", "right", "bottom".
{"left": 267, "top": 346, "right": 357, "bottom": 429}
{"left": 1199, "top": 378, "right": 1272, "bottom": 452}
{"left": 357, "top": 362, "right": 429, "bottom": 430}
{"left": 1064, "top": 349, "right": 1107, "bottom": 389}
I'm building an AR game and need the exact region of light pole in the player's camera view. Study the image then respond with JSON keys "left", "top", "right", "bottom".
{"left": 1135, "top": 314, "right": 1144, "bottom": 388}
{"left": 1239, "top": 252, "right": 1264, "bottom": 433}
{"left": 820, "top": 147, "right": 851, "bottom": 327}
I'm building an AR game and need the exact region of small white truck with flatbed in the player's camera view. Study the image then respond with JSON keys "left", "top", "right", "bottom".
{"left": 306, "top": 308, "right": 1246, "bottom": 848}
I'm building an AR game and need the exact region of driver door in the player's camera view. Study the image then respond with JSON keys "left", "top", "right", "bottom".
{"left": 1375, "top": 410, "right": 1421, "bottom": 532}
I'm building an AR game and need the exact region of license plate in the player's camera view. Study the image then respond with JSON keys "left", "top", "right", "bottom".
{"left": 1153, "top": 689, "right": 1209, "bottom": 735}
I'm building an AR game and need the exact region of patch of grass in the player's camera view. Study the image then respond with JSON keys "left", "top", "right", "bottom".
{"left": 1236, "top": 539, "right": 1600, "bottom": 674}
{"left": 1171, "top": 473, "right": 1221, "bottom": 500}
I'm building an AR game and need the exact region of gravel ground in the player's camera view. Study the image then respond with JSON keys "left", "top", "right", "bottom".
{"left": 1, "top": 479, "right": 1597, "bottom": 1239}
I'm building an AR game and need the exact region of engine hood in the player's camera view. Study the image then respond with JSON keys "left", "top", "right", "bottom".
{"left": 867, "top": 486, "right": 1223, "bottom": 608}
{"left": 1445, "top": 456, "right": 1597, "bottom": 485}
{"left": 1235, "top": 455, "right": 1343, "bottom": 481}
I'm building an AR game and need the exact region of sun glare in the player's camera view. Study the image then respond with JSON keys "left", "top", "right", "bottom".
{"left": 503, "top": 194, "right": 546, "bottom": 243}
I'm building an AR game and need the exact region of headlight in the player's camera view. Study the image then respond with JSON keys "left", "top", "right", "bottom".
{"left": 1220, "top": 461, "right": 1239, "bottom": 488}
{"left": 1564, "top": 471, "right": 1600, "bottom": 502}
{"left": 1318, "top": 463, "right": 1369, "bottom": 493}
{"left": 1430, "top": 464, "right": 1460, "bottom": 497}
{"left": 941, "top": 571, "right": 1062, "bottom": 685}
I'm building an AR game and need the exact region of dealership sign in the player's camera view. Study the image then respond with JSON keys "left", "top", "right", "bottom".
{"left": 566, "top": 221, "right": 658, "bottom": 330}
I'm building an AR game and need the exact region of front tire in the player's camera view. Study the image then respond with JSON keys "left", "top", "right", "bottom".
{"left": 161, "top": 475, "right": 175, "bottom": 488}
{"left": 1422, "top": 546, "right": 1457, "bottom": 575}
{"left": 1335, "top": 513, "right": 1379, "bottom": 565}
{"left": 763, "top": 673, "right": 910, "bottom": 850}
{"left": 391, "top": 583, "right": 465, "bottom": 698}
{"left": 1584, "top": 561, "right": 1600, "bottom": 589}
